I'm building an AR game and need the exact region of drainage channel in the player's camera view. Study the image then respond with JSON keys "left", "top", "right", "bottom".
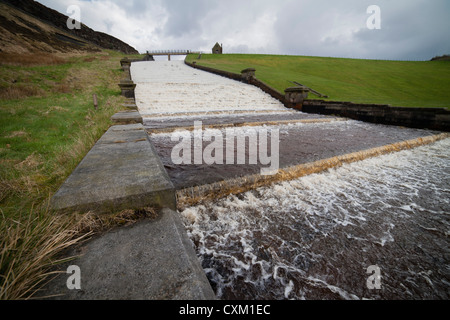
{"left": 147, "top": 118, "right": 444, "bottom": 192}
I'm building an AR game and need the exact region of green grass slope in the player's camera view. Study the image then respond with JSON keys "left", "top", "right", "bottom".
{"left": 0, "top": 50, "right": 144, "bottom": 299}
{"left": 186, "top": 54, "right": 450, "bottom": 109}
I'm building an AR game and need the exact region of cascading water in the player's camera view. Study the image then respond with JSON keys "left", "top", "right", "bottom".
{"left": 133, "top": 60, "right": 449, "bottom": 300}
{"left": 149, "top": 120, "right": 442, "bottom": 190}
{"left": 180, "top": 138, "right": 450, "bottom": 300}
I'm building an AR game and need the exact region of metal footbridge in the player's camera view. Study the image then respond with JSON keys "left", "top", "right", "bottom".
{"left": 146, "top": 50, "right": 201, "bottom": 61}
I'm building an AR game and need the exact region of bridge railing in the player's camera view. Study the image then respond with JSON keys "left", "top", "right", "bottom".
{"left": 146, "top": 50, "right": 199, "bottom": 55}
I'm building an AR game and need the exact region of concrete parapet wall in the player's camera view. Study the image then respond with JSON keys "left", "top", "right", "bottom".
{"left": 185, "top": 60, "right": 242, "bottom": 81}
{"left": 48, "top": 123, "right": 215, "bottom": 300}
{"left": 45, "top": 60, "right": 216, "bottom": 300}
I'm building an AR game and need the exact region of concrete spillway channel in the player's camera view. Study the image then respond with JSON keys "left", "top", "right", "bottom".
{"left": 44, "top": 60, "right": 449, "bottom": 300}
{"left": 137, "top": 61, "right": 449, "bottom": 300}
{"left": 134, "top": 61, "right": 447, "bottom": 206}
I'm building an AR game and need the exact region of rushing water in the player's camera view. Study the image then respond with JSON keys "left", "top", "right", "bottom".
{"left": 132, "top": 60, "right": 448, "bottom": 300}
{"left": 144, "top": 110, "right": 330, "bottom": 131}
{"left": 150, "top": 120, "right": 440, "bottom": 189}
{"left": 131, "top": 61, "right": 286, "bottom": 116}
{"left": 179, "top": 138, "right": 450, "bottom": 300}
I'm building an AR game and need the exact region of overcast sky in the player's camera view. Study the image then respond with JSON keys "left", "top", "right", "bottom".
{"left": 37, "top": 0, "right": 450, "bottom": 60}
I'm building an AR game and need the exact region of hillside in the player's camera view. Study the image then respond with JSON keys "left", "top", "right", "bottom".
{"left": 0, "top": 0, "right": 138, "bottom": 54}
{"left": 187, "top": 54, "right": 450, "bottom": 109}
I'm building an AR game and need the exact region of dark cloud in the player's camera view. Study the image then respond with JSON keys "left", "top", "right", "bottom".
{"left": 38, "top": 0, "right": 450, "bottom": 59}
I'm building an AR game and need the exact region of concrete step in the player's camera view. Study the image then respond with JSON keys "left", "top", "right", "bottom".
{"left": 111, "top": 111, "right": 143, "bottom": 125}
{"left": 46, "top": 123, "right": 216, "bottom": 300}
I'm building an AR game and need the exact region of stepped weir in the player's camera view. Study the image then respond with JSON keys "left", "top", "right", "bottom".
{"left": 45, "top": 58, "right": 448, "bottom": 300}
{"left": 132, "top": 60, "right": 449, "bottom": 300}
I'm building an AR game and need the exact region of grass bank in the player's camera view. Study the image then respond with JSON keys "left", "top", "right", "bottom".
{"left": 186, "top": 54, "right": 450, "bottom": 109}
{"left": 0, "top": 50, "right": 145, "bottom": 299}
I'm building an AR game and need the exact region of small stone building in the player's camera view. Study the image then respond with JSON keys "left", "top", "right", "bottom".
{"left": 212, "top": 42, "right": 223, "bottom": 54}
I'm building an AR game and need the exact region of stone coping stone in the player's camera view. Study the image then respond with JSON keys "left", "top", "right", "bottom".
{"left": 123, "top": 103, "right": 138, "bottom": 110}
{"left": 51, "top": 124, "right": 176, "bottom": 214}
{"left": 111, "top": 111, "right": 143, "bottom": 125}
{"left": 40, "top": 208, "right": 216, "bottom": 300}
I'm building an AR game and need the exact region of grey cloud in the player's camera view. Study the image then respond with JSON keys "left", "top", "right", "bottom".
{"left": 159, "top": 0, "right": 218, "bottom": 38}
{"left": 352, "top": 0, "right": 450, "bottom": 60}
{"left": 37, "top": 0, "right": 450, "bottom": 59}
{"left": 271, "top": 0, "right": 450, "bottom": 60}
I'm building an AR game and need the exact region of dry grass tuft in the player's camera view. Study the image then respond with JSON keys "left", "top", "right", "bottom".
{"left": 52, "top": 83, "right": 71, "bottom": 94}
{"left": 82, "top": 57, "right": 97, "bottom": 63}
{"left": 0, "top": 85, "right": 46, "bottom": 100}
{"left": 0, "top": 53, "right": 67, "bottom": 66}
{"left": 71, "top": 207, "right": 159, "bottom": 236}
{"left": 0, "top": 204, "right": 158, "bottom": 300}
{"left": 0, "top": 205, "right": 91, "bottom": 300}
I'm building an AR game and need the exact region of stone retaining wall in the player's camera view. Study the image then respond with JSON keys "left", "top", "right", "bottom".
{"left": 185, "top": 60, "right": 450, "bottom": 132}
{"left": 303, "top": 100, "right": 450, "bottom": 131}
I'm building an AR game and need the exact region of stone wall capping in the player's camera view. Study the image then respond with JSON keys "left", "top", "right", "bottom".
{"left": 284, "top": 86, "right": 309, "bottom": 110}
{"left": 241, "top": 68, "right": 256, "bottom": 81}
{"left": 118, "top": 79, "right": 136, "bottom": 99}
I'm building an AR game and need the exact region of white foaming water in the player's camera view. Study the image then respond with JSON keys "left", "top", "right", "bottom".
{"left": 130, "top": 61, "right": 287, "bottom": 115}
{"left": 180, "top": 138, "right": 450, "bottom": 300}
{"left": 150, "top": 118, "right": 347, "bottom": 139}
